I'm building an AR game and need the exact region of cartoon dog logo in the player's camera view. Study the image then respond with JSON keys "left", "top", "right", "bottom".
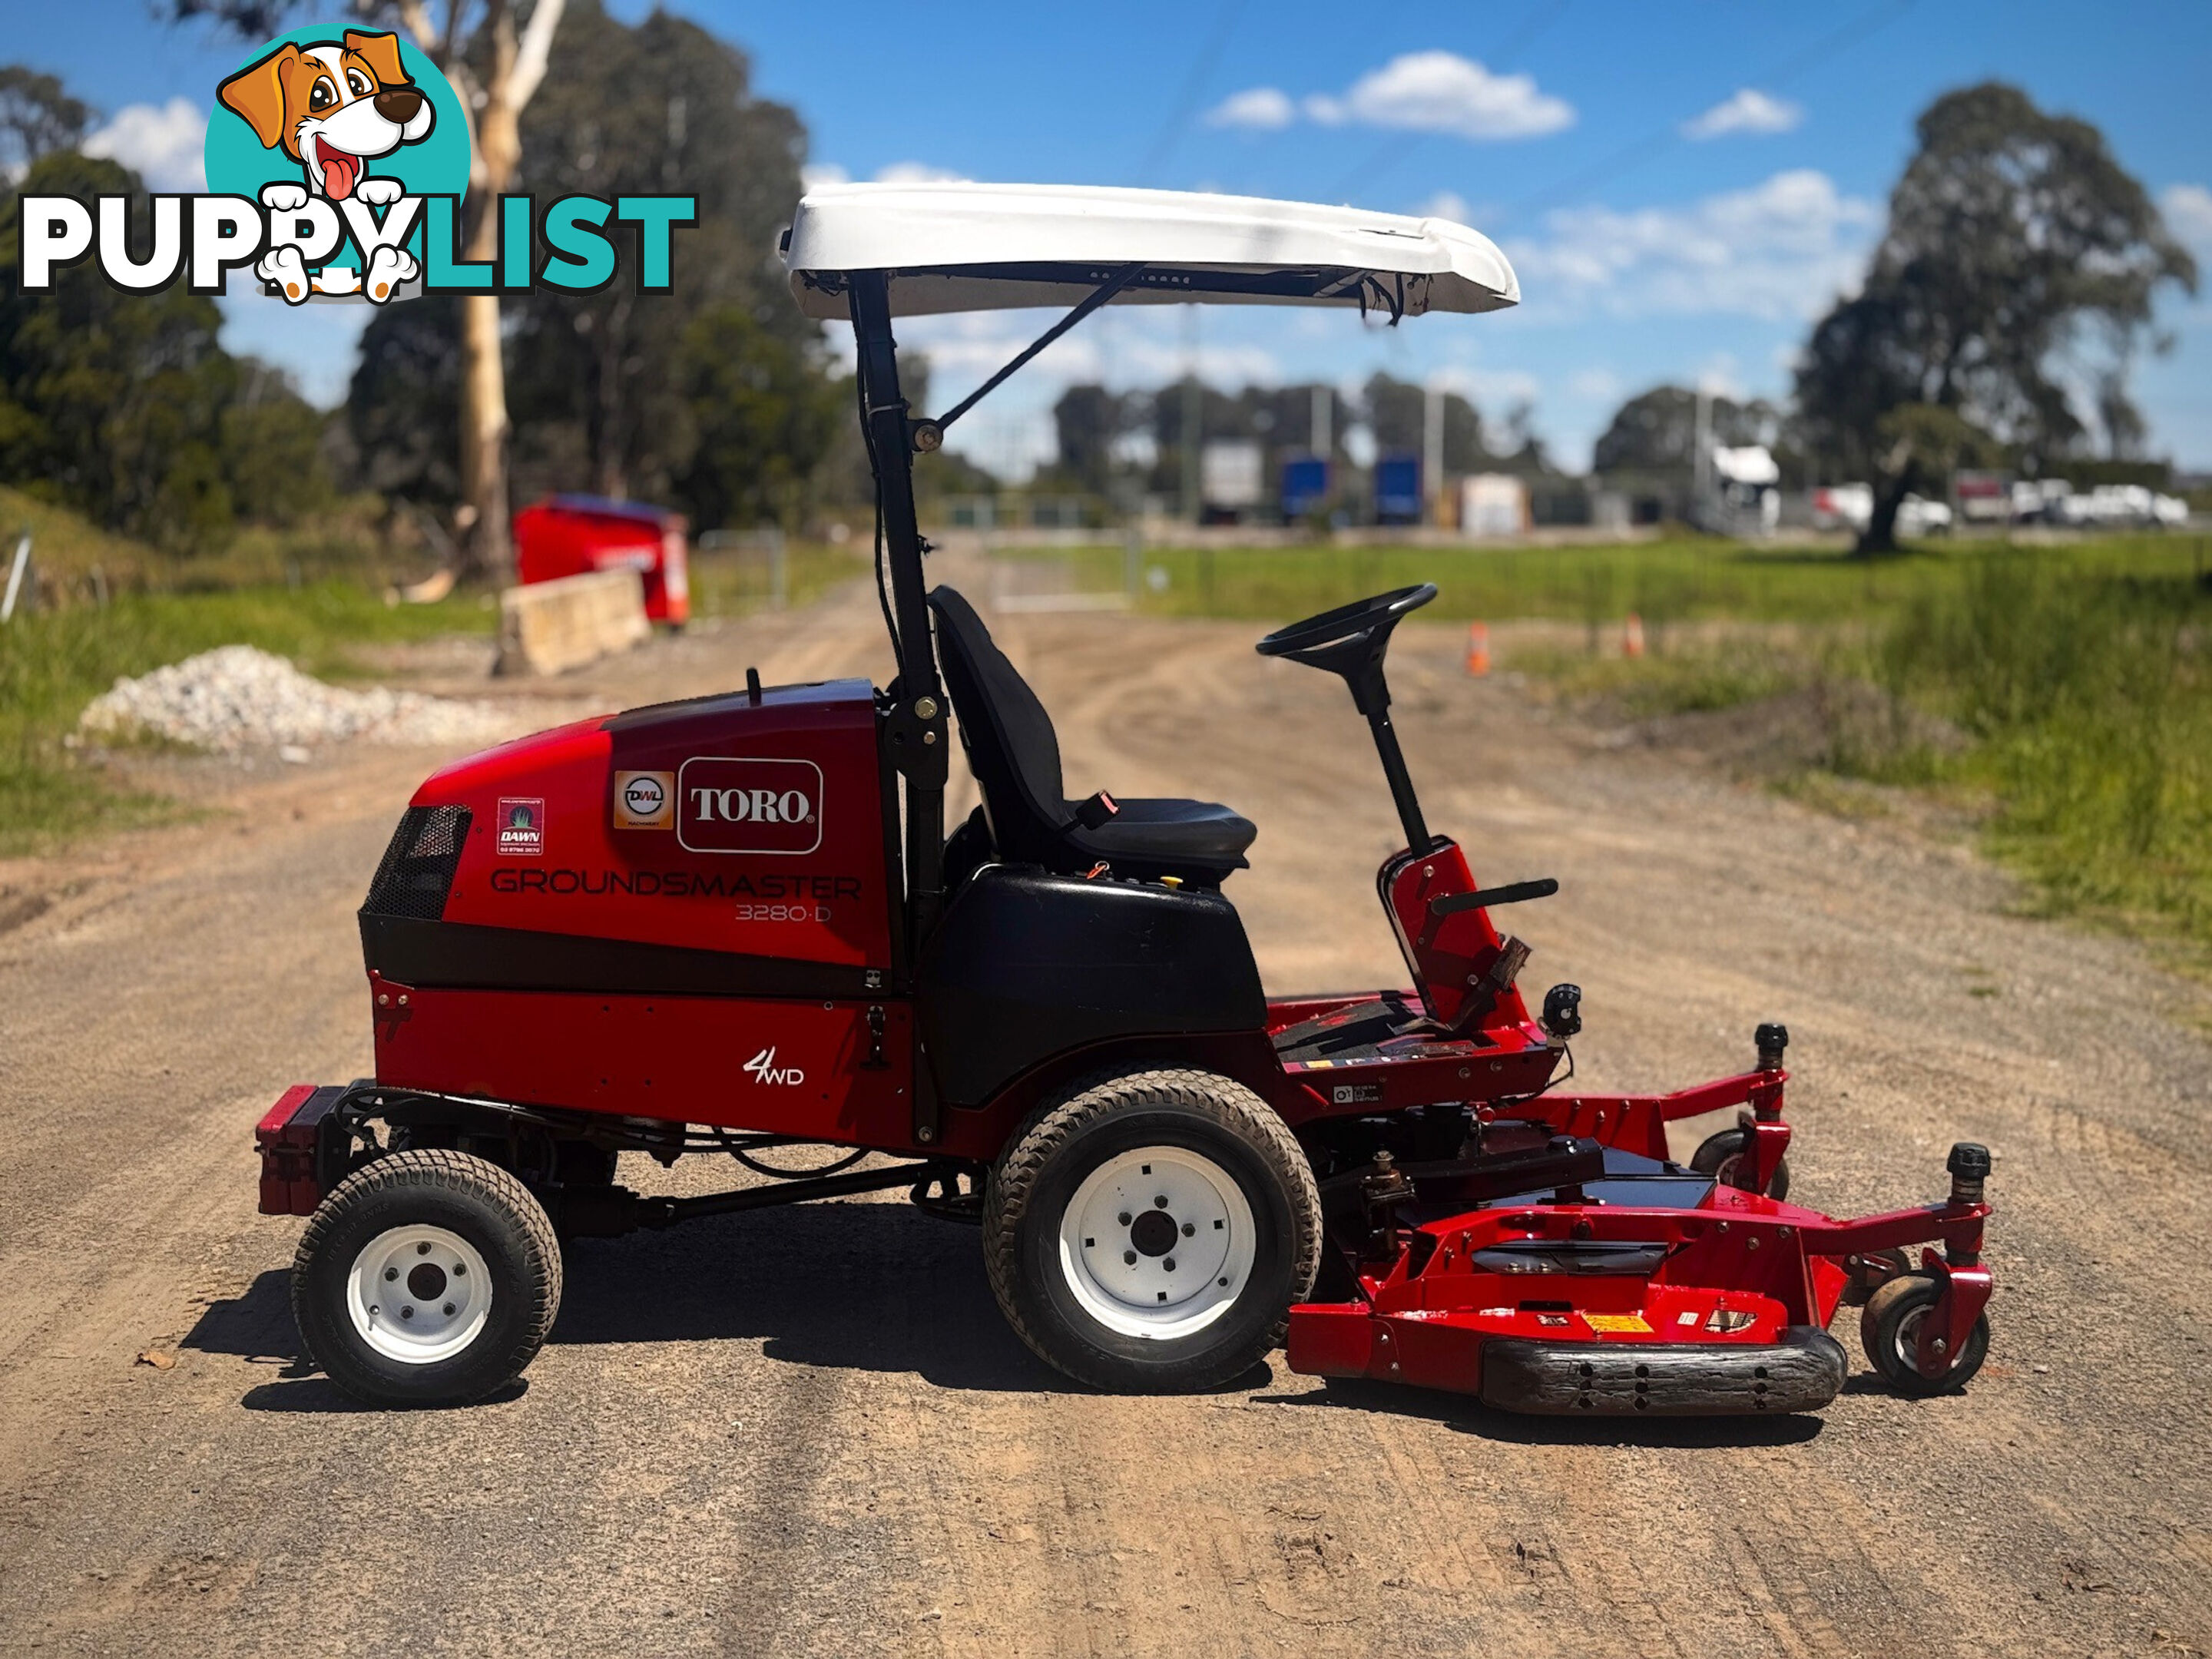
{"left": 217, "top": 30, "right": 432, "bottom": 301}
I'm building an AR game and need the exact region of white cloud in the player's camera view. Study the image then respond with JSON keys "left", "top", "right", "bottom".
{"left": 1682, "top": 88, "right": 1803, "bottom": 141}
{"left": 1421, "top": 190, "right": 1472, "bottom": 225}
{"left": 84, "top": 97, "right": 206, "bottom": 190}
{"left": 874, "top": 161, "right": 969, "bottom": 184}
{"left": 2161, "top": 183, "right": 2212, "bottom": 252}
{"left": 1505, "top": 168, "right": 1878, "bottom": 320}
{"left": 1206, "top": 87, "right": 1296, "bottom": 131}
{"left": 800, "top": 162, "right": 849, "bottom": 191}
{"left": 1306, "top": 51, "right": 1572, "bottom": 141}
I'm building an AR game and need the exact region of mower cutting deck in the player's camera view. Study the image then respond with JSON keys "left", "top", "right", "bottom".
{"left": 1288, "top": 1138, "right": 1992, "bottom": 1415}
{"left": 253, "top": 182, "right": 1995, "bottom": 1413}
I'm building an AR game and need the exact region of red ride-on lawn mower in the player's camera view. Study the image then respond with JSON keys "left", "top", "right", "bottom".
{"left": 256, "top": 183, "right": 1994, "bottom": 1412}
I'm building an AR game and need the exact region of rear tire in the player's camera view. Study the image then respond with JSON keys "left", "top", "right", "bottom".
{"left": 293, "top": 1148, "right": 562, "bottom": 1407}
{"left": 1690, "top": 1126, "right": 1791, "bottom": 1201}
{"left": 984, "top": 1068, "right": 1320, "bottom": 1392}
{"left": 1859, "top": 1273, "right": 1989, "bottom": 1396}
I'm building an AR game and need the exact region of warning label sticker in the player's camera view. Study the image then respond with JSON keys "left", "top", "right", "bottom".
{"left": 1582, "top": 1313, "right": 1654, "bottom": 1334}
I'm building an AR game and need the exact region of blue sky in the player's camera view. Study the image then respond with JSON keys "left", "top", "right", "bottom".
{"left": 18, "top": 0, "right": 2212, "bottom": 475}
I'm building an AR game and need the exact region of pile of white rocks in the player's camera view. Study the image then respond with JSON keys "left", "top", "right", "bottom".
{"left": 80, "top": 645, "right": 515, "bottom": 753}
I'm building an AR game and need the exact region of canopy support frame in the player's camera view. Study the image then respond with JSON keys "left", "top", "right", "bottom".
{"left": 848, "top": 271, "right": 949, "bottom": 974}
{"left": 930, "top": 262, "right": 1149, "bottom": 435}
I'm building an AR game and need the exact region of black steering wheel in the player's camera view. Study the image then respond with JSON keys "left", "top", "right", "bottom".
{"left": 1254, "top": 584, "right": 1437, "bottom": 658}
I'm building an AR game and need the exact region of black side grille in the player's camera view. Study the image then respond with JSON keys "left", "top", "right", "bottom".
{"left": 362, "top": 805, "right": 471, "bottom": 920}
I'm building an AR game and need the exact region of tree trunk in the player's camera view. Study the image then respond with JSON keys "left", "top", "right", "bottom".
{"left": 441, "top": 0, "right": 565, "bottom": 582}
{"left": 1856, "top": 475, "right": 1911, "bottom": 555}
{"left": 449, "top": 6, "right": 521, "bottom": 584}
{"left": 455, "top": 293, "right": 511, "bottom": 579}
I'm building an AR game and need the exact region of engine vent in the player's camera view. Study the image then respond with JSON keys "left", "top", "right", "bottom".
{"left": 362, "top": 805, "right": 472, "bottom": 921}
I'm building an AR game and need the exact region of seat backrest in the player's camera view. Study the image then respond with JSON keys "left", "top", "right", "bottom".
{"left": 928, "top": 587, "right": 1068, "bottom": 862}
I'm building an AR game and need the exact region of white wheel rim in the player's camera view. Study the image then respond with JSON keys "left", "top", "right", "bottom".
{"left": 1057, "top": 1146, "right": 1257, "bottom": 1340}
{"left": 1890, "top": 1305, "right": 1925, "bottom": 1370}
{"left": 346, "top": 1225, "right": 492, "bottom": 1365}
{"left": 1889, "top": 1303, "right": 1951, "bottom": 1377}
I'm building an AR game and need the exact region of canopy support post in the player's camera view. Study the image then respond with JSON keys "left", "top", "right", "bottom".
{"left": 929, "top": 262, "right": 1147, "bottom": 435}
{"left": 849, "top": 271, "right": 949, "bottom": 965}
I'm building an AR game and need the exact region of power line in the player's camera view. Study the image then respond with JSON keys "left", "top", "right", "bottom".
{"left": 1135, "top": 0, "right": 1251, "bottom": 185}
{"left": 1507, "top": 0, "right": 1916, "bottom": 219}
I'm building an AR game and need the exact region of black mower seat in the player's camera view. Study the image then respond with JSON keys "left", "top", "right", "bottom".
{"left": 929, "top": 585, "right": 1256, "bottom": 885}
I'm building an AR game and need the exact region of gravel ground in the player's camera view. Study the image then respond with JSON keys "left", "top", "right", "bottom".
{"left": 2, "top": 570, "right": 2208, "bottom": 1657}
{"left": 79, "top": 644, "right": 518, "bottom": 753}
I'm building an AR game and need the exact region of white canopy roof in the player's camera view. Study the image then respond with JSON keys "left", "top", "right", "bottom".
{"left": 780, "top": 182, "right": 1520, "bottom": 322}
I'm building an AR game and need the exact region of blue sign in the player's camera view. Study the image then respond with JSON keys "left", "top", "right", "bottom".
{"left": 1281, "top": 455, "right": 1330, "bottom": 519}
{"left": 1376, "top": 453, "right": 1423, "bottom": 524}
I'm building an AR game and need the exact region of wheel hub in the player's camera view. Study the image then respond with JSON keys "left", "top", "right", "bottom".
{"left": 406, "top": 1262, "right": 449, "bottom": 1301}
{"left": 1128, "top": 1208, "right": 1179, "bottom": 1257}
{"left": 345, "top": 1224, "right": 492, "bottom": 1366}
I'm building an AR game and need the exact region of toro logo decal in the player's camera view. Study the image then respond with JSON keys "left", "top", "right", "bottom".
{"left": 496, "top": 796, "right": 545, "bottom": 856}
{"left": 743, "top": 1046, "right": 805, "bottom": 1087}
{"left": 677, "top": 758, "right": 822, "bottom": 856}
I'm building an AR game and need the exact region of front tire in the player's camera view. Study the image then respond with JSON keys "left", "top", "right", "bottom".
{"left": 293, "top": 1148, "right": 562, "bottom": 1407}
{"left": 984, "top": 1068, "right": 1320, "bottom": 1392}
{"left": 1859, "top": 1272, "right": 1990, "bottom": 1396}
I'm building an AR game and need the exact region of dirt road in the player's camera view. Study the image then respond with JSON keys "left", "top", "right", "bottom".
{"left": 3, "top": 567, "right": 2208, "bottom": 1657}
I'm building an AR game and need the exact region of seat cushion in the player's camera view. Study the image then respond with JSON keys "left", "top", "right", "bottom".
{"left": 1071, "top": 796, "right": 1256, "bottom": 876}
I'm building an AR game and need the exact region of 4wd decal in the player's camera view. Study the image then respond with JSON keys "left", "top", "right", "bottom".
{"left": 677, "top": 757, "right": 823, "bottom": 856}
{"left": 743, "top": 1046, "right": 805, "bottom": 1087}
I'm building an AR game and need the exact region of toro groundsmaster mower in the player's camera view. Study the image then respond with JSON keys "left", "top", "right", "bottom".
{"left": 257, "top": 182, "right": 1994, "bottom": 1412}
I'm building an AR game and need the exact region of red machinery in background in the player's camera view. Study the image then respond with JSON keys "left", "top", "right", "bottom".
{"left": 514, "top": 495, "right": 690, "bottom": 628}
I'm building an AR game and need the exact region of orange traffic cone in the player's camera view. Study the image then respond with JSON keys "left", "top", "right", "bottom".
{"left": 1623, "top": 612, "right": 1645, "bottom": 659}
{"left": 1465, "top": 621, "right": 1491, "bottom": 677}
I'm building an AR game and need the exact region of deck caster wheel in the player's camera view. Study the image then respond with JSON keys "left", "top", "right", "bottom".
{"left": 1859, "top": 1273, "right": 1989, "bottom": 1396}
{"left": 292, "top": 1149, "right": 563, "bottom": 1407}
{"left": 984, "top": 1068, "right": 1320, "bottom": 1392}
{"left": 1690, "top": 1127, "right": 1790, "bottom": 1201}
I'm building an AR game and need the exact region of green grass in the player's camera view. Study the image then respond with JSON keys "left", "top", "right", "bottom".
{"left": 1017, "top": 533, "right": 2208, "bottom": 630}
{"left": 0, "top": 485, "right": 161, "bottom": 595}
{"left": 1506, "top": 637, "right": 1814, "bottom": 717}
{"left": 1522, "top": 545, "right": 2212, "bottom": 968}
{"left": 0, "top": 482, "right": 403, "bottom": 596}
{"left": 1, "top": 581, "right": 492, "bottom": 854}
{"left": 1872, "top": 558, "right": 2212, "bottom": 959}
